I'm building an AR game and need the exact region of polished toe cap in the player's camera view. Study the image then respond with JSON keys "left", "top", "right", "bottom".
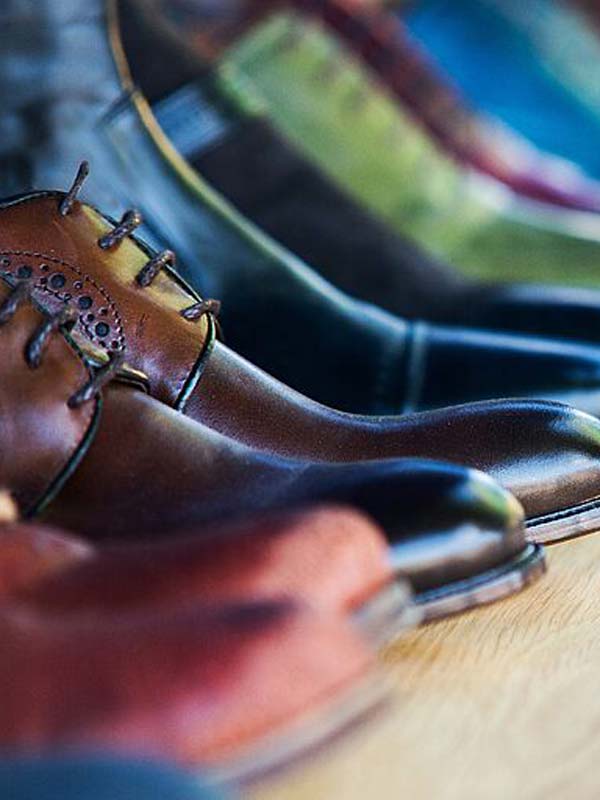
{"left": 394, "top": 400, "right": 600, "bottom": 538}
{"left": 302, "top": 459, "right": 527, "bottom": 595}
{"left": 386, "top": 467, "right": 527, "bottom": 595}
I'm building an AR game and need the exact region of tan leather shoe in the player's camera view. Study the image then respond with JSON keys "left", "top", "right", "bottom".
{"left": 1, "top": 188, "right": 599, "bottom": 543}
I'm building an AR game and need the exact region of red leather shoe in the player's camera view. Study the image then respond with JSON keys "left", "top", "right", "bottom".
{"left": 0, "top": 600, "right": 385, "bottom": 784}
{"left": 14, "top": 505, "right": 415, "bottom": 641}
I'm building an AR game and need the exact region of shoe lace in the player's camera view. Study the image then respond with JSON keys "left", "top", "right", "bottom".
{"left": 59, "top": 161, "right": 222, "bottom": 329}
{"left": 0, "top": 280, "right": 125, "bottom": 409}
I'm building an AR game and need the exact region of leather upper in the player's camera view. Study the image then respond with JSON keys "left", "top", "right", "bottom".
{"left": 0, "top": 265, "right": 532, "bottom": 595}
{"left": 45, "top": 380, "right": 531, "bottom": 592}
{"left": 0, "top": 194, "right": 210, "bottom": 409}
{"left": 1, "top": 196, "right": 599, "bottom": 531}
{"left": 0, "top": 277, "right": 100, "bottom": 516}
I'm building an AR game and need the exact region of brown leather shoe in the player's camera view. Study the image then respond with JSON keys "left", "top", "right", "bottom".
{"left": 12, "top": 505, "right": 416, "bottom": 641}
{"left": 0, "top": 273, "right": 542, "bottom": 618}
{"left": 1, "top": 189, "right": 600, "bottom": 543}
{"left": 0, "top": 599, "right": 385, "bottom": 783}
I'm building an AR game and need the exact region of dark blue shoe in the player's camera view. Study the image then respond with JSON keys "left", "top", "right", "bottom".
{"left": 0, "top": 755, "right": 228, "bottom": 800}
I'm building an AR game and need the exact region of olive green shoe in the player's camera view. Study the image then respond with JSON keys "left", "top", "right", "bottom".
{"left": 220, "top": 8, "right": 600, "bottom": 286}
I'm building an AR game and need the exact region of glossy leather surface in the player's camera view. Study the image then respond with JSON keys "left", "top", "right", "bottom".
{"left": 8, "top": 184, "right": 600, "bottom": 426}
{"left": 0, "top": 275, "right": 537, "bottom": 596}
{"left": 19, "top": 506, "right": 396, "bottom": 615}
{"left": 0, "top": 196, "right": 210, "bottom": 408}
{"left": 0, "top": 757, "right": 225, "bottom": 800}
{"left": 0, "top": 280, "right": 99, "bottom": 516}
{"left": 0, "top": 600, "right": 376, "bottom": 769}
{"left": 49, "top": 381, "right": 534, "bottom": 587}
{"left": 9, "top": 194, "right": 600, "bottom": 421}
{"left": 46, "top": 372, "right": 600, "bottom": 531}
{"left": 2, "top": 199, "right": 599, "bottom": 532}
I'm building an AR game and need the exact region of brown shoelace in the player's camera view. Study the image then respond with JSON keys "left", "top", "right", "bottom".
{"left": 0, "top": 281, "right": 125, "bottom": 409}
{"left": 60, "top": 162, "right": 222, "bottom": 327}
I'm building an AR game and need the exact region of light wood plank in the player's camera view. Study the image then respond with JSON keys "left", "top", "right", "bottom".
{"left": 252, "top": 533, "right": 600, "bottom": 799}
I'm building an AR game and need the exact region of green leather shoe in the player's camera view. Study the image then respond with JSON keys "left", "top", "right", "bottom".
{"left": 219, "top": 8, "right": 600, "bottom": 286}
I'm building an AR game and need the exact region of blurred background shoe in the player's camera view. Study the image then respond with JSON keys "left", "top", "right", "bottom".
{"left": 11, "top": 505, "right": 420, "bottom": 636}
{"left": 201, "top": 0, "right": 600, "bottom": 286}
{"left": 0, "top": 599, "right": 386, "bottom": 784}
{"left": 106, "top": 0, "right": 600, "bottom": 356}
{"left": 399, "top": 0, "right": 600, "bottom": 182}
{"left": 0, "top": 491, "right": 92, "bottom": 599}
{"left": 0, "top": 755, "right": 227, "bottom": 800}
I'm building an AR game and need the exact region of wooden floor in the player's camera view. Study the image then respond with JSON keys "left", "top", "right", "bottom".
{"left": 252, "top": 532, "right": 600, "bottom": 799}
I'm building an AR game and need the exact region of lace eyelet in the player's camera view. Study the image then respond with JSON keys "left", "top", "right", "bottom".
{"left": 16, "top": 265, "right": 31, "bottom": 279}
{"left": 49, "top": 273, "right": 66, "bottom": 289}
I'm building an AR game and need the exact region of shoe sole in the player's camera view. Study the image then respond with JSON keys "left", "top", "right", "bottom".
{"left": 201, "top": 667, "right": 390, "bottom": 788}
{"left": 415, "top": 543, "right": 546, "bottom": 622}
{"left": 352, "top": 579, "right": 423, "bottom": 646}
{"left": 527, "top": 496, "right": 600, "bottom": 544}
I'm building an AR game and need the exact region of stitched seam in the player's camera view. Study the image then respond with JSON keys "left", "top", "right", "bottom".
{"left": 401, "top": 321, "right": 430, "bottom": 413}
{"left": 372, "top": 323, "right": 409, "bottom": 414}
{"left": 175, "top": 315, "right": 217, "bottom": 411}
{"left": 527, "top": 494, "right": 600, "bottom": 527}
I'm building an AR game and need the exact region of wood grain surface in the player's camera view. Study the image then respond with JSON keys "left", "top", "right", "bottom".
{"left": 252, "top": 533, "right": 600, "bottom": 799}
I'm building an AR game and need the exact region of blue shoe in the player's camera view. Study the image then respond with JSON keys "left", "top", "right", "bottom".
{"left": 0, "top": 755, "right": 227, "bottom": 800}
